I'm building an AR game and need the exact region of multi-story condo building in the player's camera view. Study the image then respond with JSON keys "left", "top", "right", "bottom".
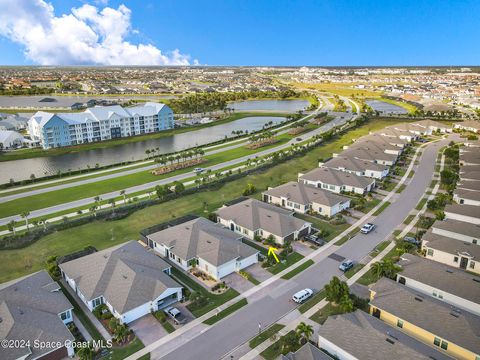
{"left": 28, "top": 102, "right": 174, "bottom": 149}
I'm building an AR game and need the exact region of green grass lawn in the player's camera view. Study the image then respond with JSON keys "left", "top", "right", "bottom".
{"left": 357, "top": 246, "right": 400, "bottom": 286}
{"left": 369, "top": 241, "right": 390, "bottom": 257}
{"left": 295, "top": 213, "right": 350, "bottom": 241}
{"left": 0, "top": 118, "right": 408, "bottom": 283}
{"left": 403, "top": 214, "right": 415, "bottom": 225}
{"left": 373, "top": 201, "right": 391, "bottom": 216}
{"left": 298, "top": 289, "right": 326, "bottom": 314}
{"left": 408, "top": 169, "right": 415, "bottom": 178}
{"left": 203, "top": 298, "right": 248, "bottom": 325}
{"left": 344, "top": 263, "right": 365, "bottom": 279}
{"left": 415, "top": 197, "right": 428, "bottom": 210}
{"left": 395, "top": 184, "right": 406, "bottom": 193}
{"left": 109, "top": 337, "right": 145, "bottom": 360}
{"left": 260, "top": 331, "right": 301, "bottom": 360}
{"left": 336, "top": 227, "right": 360, "bottom": 246}
{"left": 169, "top": 267, "right": 239, "bottom": 318}
{"left": 309, "top": 302, "right": 345, "bottom": 324}
{"left": 358, "top": 198, "right": 381, "bottom": 213}
{"left": 281, "top": 259, "right": 314, "bottom": 280}
{"left": 249, "top": 323, "right": 285, "bottom": 348}
{"left": 268, "top": 252, "right": 304, "bottom": 274}
{"left": 240, "top": 270, "right": 261, "bottom": 285}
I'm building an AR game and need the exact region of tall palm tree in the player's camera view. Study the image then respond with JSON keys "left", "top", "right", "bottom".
{"left": 295, "top": 322, "right": 313, "bottom": 344}
{"left": 77, "top": 341, "right": 94, "bottom": 360}
{"left": 20, "top": 211, "right": 30, "bottom": 230}
{"left": 7, "top": 220, "right": 16, "bottom": 235}
{"left": 120, "top": 190, "right": 126, "bottom": 204}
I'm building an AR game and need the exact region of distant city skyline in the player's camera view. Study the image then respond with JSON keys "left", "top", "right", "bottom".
{"left": 0, "top": 0, "right": 479, "bottom": 66}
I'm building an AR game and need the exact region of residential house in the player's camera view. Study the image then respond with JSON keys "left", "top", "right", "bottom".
{"left": 282, "top": 343, "right": 333, "bottom": 360}
{"left": 343, "top": 139, "right": 403, "bottom": 156}
{"left": 299, "top": 167, "right": 376, "bottom": 195}
{"left": 431, "top": 219, "right": 480, "bottom": 244}
{"left": 60, "top": 241, "right": 183, "bottom": 324}
{"left": 362, "top": 133, "right": 409, "bottom": 148}
{"left": 317, "top": 310, "right": 452, "bottom": 360}
{"left": 0, "top": 130, "right": 24, "bottom": 149}
{"left": 388, "top": 122, "right": 430, "bottom": 136}
{"left": 0, "top": 271, "right": 75, "bottom": 360}
{"left": 377, "top": 127, "right": 417, "bottom": 142}
{"left": 454, "top": 120, "right": 480, "bottom": 134}
{"left": 396, "top": 253, "right": 480, "bottom": 315}
{"left": 422, "top": 229, "right": 480, "bottom": 274}
{"left": 262, "top": 181, "right": 351, "bottom": 217}
{"left": 453, "top": 188, "right": 480, "bottom": 206}
{"left": 321, "top": 156, "right": 389, "bottom": 179}
{"left": 336, "top": 147, "right": 398, "bottom": 166}
{"left": 145, "top": 217, "right": 258, "bottom": 280}
{"left": 444, "top": 204, "right": 480, "bottom": 224}
{"left": 216, "top": 198, "right": 311, "bottom": 245}
{"left": 412, "top": 119, "right": 452, "bottom": 133}
{"left": 369, "top": 278, "right": 480, "bottom": 360}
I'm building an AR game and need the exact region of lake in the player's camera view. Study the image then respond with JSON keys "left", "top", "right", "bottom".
{"left": 0, "top": 116, "right": 286, "bottom": 184}
{"left": 365, "top": 100, "right": 408, "bottom": 114}
{"left": 228, "top": 99, "right": 310, "bottom": 112}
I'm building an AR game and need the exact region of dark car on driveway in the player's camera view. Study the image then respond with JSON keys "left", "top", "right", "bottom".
{"left": 304, "top": 233, "right": 325, "bottom": 247}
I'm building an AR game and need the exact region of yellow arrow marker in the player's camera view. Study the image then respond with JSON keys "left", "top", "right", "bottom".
{"left": 268, "top": 246, "right": 280, "bottom": 263}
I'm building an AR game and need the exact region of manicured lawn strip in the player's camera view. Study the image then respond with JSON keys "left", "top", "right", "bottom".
{"left": 58, "top": 283, "right": 104, "bottom": 341}
{"left": 382, "top": 181, "right": 398, "bottom": 192}
{"left": 0, "top": 118, "right": 408, "bottom": 283}
{"left": 393, "top": 229, "right": 402, "bottom": 238}
{"left": 170, "top": 267, "right": 239, "bottom": 318}
{"left": 298, "top": 289, "right": 326, "bottom": 314}
{"left": 241, "top": 271, "right": 261, "bottom": 285}
{"left": 336, "top": 227, "right": 360, "bottom": 246}
{"left": 415, "top": 198, "right": 428, "bottom": 210}
{"left": 344, "top": 263, "right": 365, "bottom": 279}
{"left": 309, "top": 302, "right": 346, "bottom": 324}
{"left": 403, "top": 214, "right": 415, "bottom": 225}
{"left": 408, "top": 169, "right": 415, "bottom": 178}
{"left": 152, "top": 312, "right": 176, "bottom": 333}
{"left": 260, "top": 331, "right": 301, "bottom": 360}
{"left": 358, "top": 197, "right": 381, "bottom": 213}
{"left": 249, "top": 323, "right": 285, "bottom": 348}
{"left": 430, "top": 180, "right": 438, "bottom": 188}
{"left": 395, "top": 184, "right": 406, "bottom": 193}
{"left": 137, "top": 354, "right": 151, "bottom": 360}
{"left": 0, "top": 112, "right": 286, "bottom": 162}
{"left": 110, "top": 337, "right": 145, "bottom": 360}
{"left": 372, "top": 201, "right": 391, "bottom": 216}
{"left": 369, "top": 241, "right": 390, "bottom": 257}
{"left": 281, "top": 259, "right": 314, "bottom": 280}
{"left": 268, "top": 252, "right": 304, "bottom": 275}
{"left": 203, "top": 298, "right": 248, "bottom": 325}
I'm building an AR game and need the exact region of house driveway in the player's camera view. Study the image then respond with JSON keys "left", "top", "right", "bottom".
{"left": 223, "top": 272, "right": 254, "bottom": 293}
{"left": 244, "top": 263, "right": 272, "bottom": 283}
{"left": 130, "top": 314, "right": 167, "bottom": 347}
{"left": 293, "top": 240, "right": 316, "bottom": 257}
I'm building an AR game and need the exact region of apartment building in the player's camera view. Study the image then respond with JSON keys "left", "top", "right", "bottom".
{"left": 28, "top": 102, "right": 174, "bottom": 149}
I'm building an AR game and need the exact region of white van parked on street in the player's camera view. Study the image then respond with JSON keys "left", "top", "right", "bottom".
{"left": 292, "top": 288, "right": 313, "bottom": 303}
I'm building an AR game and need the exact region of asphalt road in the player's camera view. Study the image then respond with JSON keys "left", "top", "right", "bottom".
{"left": 0, "top": 113, "right": 353, "bottom": 226}
{"left": 149, "top": 136, "right": 450, "bottom": 360}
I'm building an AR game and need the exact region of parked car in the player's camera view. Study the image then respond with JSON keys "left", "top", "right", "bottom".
{"left": 403, "top": 236, "right": 421, "bottom": 246}
{"left": 339, "top": 259, "right": 354, "bottom": 272}
{"left": 361, "top": 223, "right": 376, "bottom": 234}
{"left": 292, "top": 288, "right": 313, "bottom": 303}
{"left": 296, "top": 137, "right": 303, "bottom": 142}
{"left": 164, "top": 307, "right": 186, "bottom": 324}
{"left": 304, "top": 234, "right": 324, "bottom": 247}
{"left": 193, "top": 167, "right": 205, "bottom": 173}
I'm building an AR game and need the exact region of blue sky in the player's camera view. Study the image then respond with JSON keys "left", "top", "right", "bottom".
{"left": 0, "top": 0, "right": 479, "bottom": 66}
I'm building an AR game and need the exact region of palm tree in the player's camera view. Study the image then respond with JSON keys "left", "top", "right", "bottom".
{"left": 89, "top": 205, "right": 98, "bottom": 217}
{"left": 7, "top": 220, "right": 16, "bottom": 235}
{"left": 77, "top": 341, "right": 94, "bottom": 360}
{"left": 114, "top": 324, "right": 129, "bottom": 344}
{"left": 120, "top": 190, "right": 126, "bottom": 204}
{"left": 20, "top": 211, "right": 30, "bottom": 230}
{"left": 295, "top": 322, "right": 313, "bottom": 344}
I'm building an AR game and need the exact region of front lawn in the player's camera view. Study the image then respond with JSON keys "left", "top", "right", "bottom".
{"left": 249, "top": 323, "right": 285, "bottom": 348}
{"left": 203, "top": 298, "right": 248, "bottom": 325}
{"left": 309, "top": 302, "right": 345, "bottom": 324}
{"left": 372, "top": 201, "right": 391, "bottom": 216}
{"left": 268, "top": 252, "right": 304, "bottom": 275}
{"left": 281, "top": 259, "right": 314, "bottom": 280}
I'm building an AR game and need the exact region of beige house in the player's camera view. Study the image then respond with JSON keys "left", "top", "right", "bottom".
{"left": 262, "top": 181, "right": 351, "bottom": 217}
{"left": 336, "top": 147, "right": 398, "bottom": 166}
{"left": 362, "top": 133, "right": 410, "bottom": 148}
{"left": 422, "top": 229, "right": 480, "bottom": 275}
{"left": 396, "top": 253, "right": 480, "bottom": 315}
{"left": 216, "top": 198, "right": 311, "bottom": 245}
{"left": 321, "top": 156, "right": 390, "bottom": 180}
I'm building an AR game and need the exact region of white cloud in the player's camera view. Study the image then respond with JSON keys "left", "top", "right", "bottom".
{"left": 0, "top": 0, "right": 196, "bottom": 65}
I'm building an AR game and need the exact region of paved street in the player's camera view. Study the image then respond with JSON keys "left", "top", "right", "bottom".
{"left": 0, "top": 112, "right": 352, "bottom": 226}
{"left": 131, "top": 136, "right": 451, "bottom": 360}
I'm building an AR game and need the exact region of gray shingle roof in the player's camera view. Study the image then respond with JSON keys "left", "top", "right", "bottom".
{"left": 444, "top": 204, "right": 480, "bottom": 219}
{"left": 318, "top": 310, "right": 452, "bottom": 360}
{"left": 422, "top": 229, "right": 480, "bottom": 260}
{"left": 347, "top": 139, "right": 401, "bottom": 153}
{"left": 299, "top": 167, "right": 374, "bottom": 188}
{"left": 282, "top": 342, "right": 333, "bottom": 360}
{"left": 263, "top": 181, "right": 350, "bottom": 207}
{"left": 370, "top": 278, "right": 480, "bottom": 355}
{"left": 360, "top": 133, "right": 409, "bottom": 147}
{"left": 59, "top": 241, "right": 181, "bottom": 314}
{"left": 340, "top": 147, "right": 398, "bottom": 163}
{"left": 323, "top": 156, "right": 388, "bottom": 173}
{"left": 0, "top": 271, "right": 74, "bottom": 360}
{"left": 397, "top": 253, "right": 480, "bottom": 304}
{"left": 217, "top": 198, "right": 310, "bottom": 237}
{"left": 432, "top": 219, "right": 480, "bottom": 239}
{"left": 146, "top": 217, "right": 258, "bottom": 266}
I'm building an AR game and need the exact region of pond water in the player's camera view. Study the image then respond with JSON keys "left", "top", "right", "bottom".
{"left": 228, "top": 99, "right": 310, "bottom": 112}
{"left": 0, "top": 116, "right": 286, "bottom": 184}
{"left": 365, "top": 100, "right": 408, "bottom": 114}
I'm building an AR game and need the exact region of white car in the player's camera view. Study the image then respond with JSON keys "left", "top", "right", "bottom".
{"left": 292, "top": 288, "right": 313, "bottom": 303}
{"left": 361, "top": 223, "right": 376, "bottom": 234}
